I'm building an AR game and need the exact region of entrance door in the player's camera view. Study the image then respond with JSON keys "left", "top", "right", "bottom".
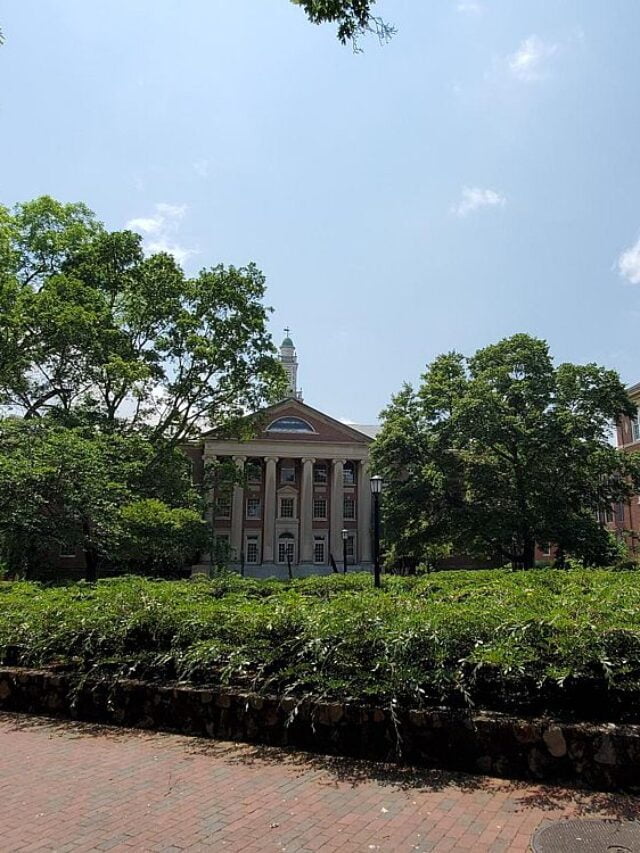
{"left": 277, "top": 533, "right": 296, "bottom": 565}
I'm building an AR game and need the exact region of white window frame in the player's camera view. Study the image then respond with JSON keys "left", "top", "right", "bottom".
{"left": 279, "top": 496, "right": 296, "bottom": 519}
{"left": 215, "top": 495, "right": 231, "bottom": 519}
{"left": 313, "top": 497, "right": 327, "bottom": 520}
{"left": 313, "top": 536, "right": 327, "bottom": 565}
{"left": 633, "top": 410, "right": 640, "bottom": 442}
{"left": 245, "top": 534, "right": 260, "bottom": 565}
{"left": 343, "top": 494, "right": 356, "bottom": 520}
{"left": 246, "top": 497, "right": 261, "bottom": 520}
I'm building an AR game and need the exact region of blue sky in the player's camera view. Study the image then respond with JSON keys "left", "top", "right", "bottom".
{"left": 2, "top": 1, "right": 640, "bottom": 424}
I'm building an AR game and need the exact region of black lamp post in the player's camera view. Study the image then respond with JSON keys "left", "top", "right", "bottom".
{"left": 370, "top": 475, "right": 383, "bottom": 588}
{"left": 342, "top": 528, "right": 349, "bottom": 574}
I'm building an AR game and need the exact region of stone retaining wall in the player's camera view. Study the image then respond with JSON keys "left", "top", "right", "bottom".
{"left": 1, "top": 667, "right": 639, "bottom": 791}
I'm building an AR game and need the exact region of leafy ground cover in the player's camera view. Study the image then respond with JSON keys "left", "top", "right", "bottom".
{"left": 1, "top": 570, "right": 640, "bottom": 721}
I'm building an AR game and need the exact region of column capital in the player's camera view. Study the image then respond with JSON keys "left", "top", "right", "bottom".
{"left": 332, "top": 458, "right": 347, "bottom": 466}
{"left": 232, "top": 455, "right": 247, "bottom": 465}
{"left": 264, "top": 456, "right": 279, "bottom": 464}
{"left": 301, "top": 456, "right": 316, "bottom": 465}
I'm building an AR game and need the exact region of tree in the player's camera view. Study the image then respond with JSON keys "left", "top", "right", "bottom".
{"left": 372, "top": 334, "right": 640, "bottom": 569}
{"left": 0, "top": 196, "right": 286, "bottom": 441}
{"left": 116, "top": 499, "right": 209, "bottom": 577}
{"left": 291, "top": 0, "right": 394, "bottom": 48}
{"left": 0, "top": 418, "right": 205, "bottom": 580}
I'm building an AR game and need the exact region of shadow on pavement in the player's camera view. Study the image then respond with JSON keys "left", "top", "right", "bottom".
{"left": 3, "top": 710, "right": 639, "bottom": 820}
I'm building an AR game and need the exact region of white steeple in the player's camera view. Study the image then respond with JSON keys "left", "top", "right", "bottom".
{"left": 279, "top": 328, "right": 303, "bottom": 401}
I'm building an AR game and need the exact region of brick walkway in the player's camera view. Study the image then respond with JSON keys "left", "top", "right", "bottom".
{"left": 0, "top": 713, "right": 639, "bottom": 852}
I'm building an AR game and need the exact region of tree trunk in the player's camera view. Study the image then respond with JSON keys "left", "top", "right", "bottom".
{"left": 82, "top": 519, "right": 98, "bottom": 582}
{"left": 523, "top": 537, "right": 535, "bottom": 570}
{"left": 84, "top": 547, "right": 98, "bottom": 582}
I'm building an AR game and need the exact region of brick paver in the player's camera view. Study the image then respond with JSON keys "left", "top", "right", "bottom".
{"left": 0, "top": 713, "right": 638, "bottom": 852}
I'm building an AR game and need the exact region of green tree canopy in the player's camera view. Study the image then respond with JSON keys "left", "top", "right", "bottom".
{"left": 0, "top": 417, "right": 207, "bottom": 579}
{"left": 115, "top": 499, "right": 209, "bottom": 577}
{"left": 372, "top": 334, "right": 640, "bottom": 569}
{"left": 0, "top": 196, "right": 286, "bottom": 442}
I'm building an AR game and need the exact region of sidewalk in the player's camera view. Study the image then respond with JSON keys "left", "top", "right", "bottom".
{"left": 0, "top": 712, "right": 638, "bottom": 852}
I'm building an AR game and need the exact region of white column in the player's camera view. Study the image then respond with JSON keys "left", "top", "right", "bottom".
{"left": 300, "top": 457, "right": 315, "bottom": 563}
{"left": 330, "top": 458, "right": 345, "bottom": 563}
{"left": 230, "top": 455, "right": 246, "bottom": 561}
{"left": 358, "top": 459, "right": 372, "bottom": 564}
{"left": 262, "top": 456, "right": 278, "bottom": 562}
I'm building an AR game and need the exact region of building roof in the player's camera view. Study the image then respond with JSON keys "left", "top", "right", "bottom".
{"left": 281, "top": 336, "right": 294, "bottom": 348}
{"left": 350, "top": 424, "right": 381, "bottom": 439}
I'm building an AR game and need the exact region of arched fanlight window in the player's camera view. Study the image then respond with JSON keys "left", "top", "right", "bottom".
{"left": 267, "top": 417, "right": 315, "bottom": 434}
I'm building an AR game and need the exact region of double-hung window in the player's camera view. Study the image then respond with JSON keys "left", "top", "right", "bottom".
{"left": 245, "top": 535, "right": 259, "bottom": 564}
{"left": 343, "top": 495, "right": 355, "bottom": 520}
{"left": 345, "top": 534, "right": 355, "bottom": 561}
{"left": 280, "top": 464, "right": 296, "bottom": 484}
{"left": 313, "top": 498, "right": 327, "bottom": 520}
{"left": 246, "top": 497, "right": 261, "bottom": 519}
{"left": 280, "top": 497, "right": 295, "bottom": 519}
{"left": 215, "top": 494, "right": 231, "bottom": 519}
{"left": 313, "top": 463, "right": 328, "bottom": 485}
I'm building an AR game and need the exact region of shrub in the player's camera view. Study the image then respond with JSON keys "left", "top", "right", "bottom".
{"left": 1, "top": 569, "right": 640, "bottom": 720}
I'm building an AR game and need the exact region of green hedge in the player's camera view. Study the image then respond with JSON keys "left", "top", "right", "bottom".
{"left": 2, "top": 569, "right": 640, "bottom": 720}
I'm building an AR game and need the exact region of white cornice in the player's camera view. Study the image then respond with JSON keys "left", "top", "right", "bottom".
{"left": 203, "top": 438, "right": 370, "bottom": 460}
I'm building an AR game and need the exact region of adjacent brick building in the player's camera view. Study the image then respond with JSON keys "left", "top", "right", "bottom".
{"left": 613, "top": 380, "right": 640, "bottom": 554}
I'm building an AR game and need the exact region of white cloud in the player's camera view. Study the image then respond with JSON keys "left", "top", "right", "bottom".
{"left": 451, "top": 187, "right": 506, "bottom": 218}
{"left": 145, "top": 240, "right": 193, "bottom": 267}
{"left": 507, "top": 35, "right": 558, "bottom": 82}
{"left": 127, "top": 216, "right": 162, "bottom": 235}
{"left": 618, "top": 235, "right": 640, "bottom": 285}
{"left": 456, "top": 2, "right": 482, "bottom": 14}
{"left": 126, "top": 203, "right": 193, "bottom": 266}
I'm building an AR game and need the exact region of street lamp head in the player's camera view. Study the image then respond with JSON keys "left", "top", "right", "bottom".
{"left": 341, "top": 528, "right": 349, "bottom": 541}
{"left": 370, "top": 474, "right": 383, "bottom": 495}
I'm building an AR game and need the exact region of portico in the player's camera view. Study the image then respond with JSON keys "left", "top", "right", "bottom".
{"left": 201, "top": 418, "right": 373, "bottom": 577}
{"left": 191, "top": 334, "right": 377, "bottom": 578}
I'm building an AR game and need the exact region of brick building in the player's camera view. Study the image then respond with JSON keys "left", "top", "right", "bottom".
{"left": 189, "top": 334, "right": 379, "bottom": 578}
{"left": 612, "top": 380, "right": 640, "bottom": 554}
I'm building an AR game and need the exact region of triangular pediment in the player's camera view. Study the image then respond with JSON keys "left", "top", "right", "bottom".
{"left": 203, "top": 398, "right": 372, "bottom": 445}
